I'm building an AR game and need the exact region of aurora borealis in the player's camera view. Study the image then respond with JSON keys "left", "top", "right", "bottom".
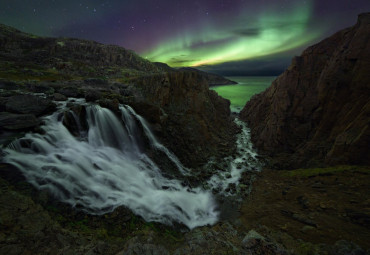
{"left": 1, "top": 0, "right": 369, "bottom": 75}
{"left": 144, "top": 3, "right": 318, "bottom": 67}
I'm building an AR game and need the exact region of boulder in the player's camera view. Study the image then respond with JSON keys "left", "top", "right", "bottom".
{"left": 6, "top": 94, "right": 56, "bottom": 116}
{"left": 62, "top": 105, "right": 87, "bottom": 136}
{"left": 0, "top": 112, "right": 39, "bottom": 130}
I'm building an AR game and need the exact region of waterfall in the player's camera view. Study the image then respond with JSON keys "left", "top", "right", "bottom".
{"left": 3, "top": 103, "right": 218, "bottom": 229}
{"left": 124, "top": 105, "right": 190, "bottom": 176}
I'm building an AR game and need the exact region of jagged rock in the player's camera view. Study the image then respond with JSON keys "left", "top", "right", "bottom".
{"left": 0, "top": 112, "right": 39, "bottom": 130}
{"left": 240, "top": 13, "right": 370, "bottom": 168}
{"left": 62, "top": 105, "right": 87, "bottom": 136}
{"left": 6, "top": 94, "right": 56, "bottom": 116}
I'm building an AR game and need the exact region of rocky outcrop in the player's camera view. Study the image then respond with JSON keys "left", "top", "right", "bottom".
{"left": 131, "top": 71, "right": 236, "bottom": 168}
{"left": 240, "top": 13, "right": 370, "bottom": 168}
{"left": 0, "top": 94, "right": 55, "bottom": 132}
{"left": 6, "top": 95, "right": 56, "bottom": 116}
{"left": 0, "top": 112, "right": 39, "bottom": 130}
{"left": 179, "top": 67, "right": 237, "bottom": 86}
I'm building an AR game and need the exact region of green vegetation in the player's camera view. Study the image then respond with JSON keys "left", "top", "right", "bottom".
{"left": 284, "top": 165, "right": 370, "bottom": 178}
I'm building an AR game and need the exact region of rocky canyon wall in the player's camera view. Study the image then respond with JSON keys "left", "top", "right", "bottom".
{"left": 240, "top": 13, "right": 370, "bottom": 168}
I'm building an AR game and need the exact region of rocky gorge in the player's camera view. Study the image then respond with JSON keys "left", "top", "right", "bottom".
{"left": 0, "top": 13, "right": 369, "bottom": 255}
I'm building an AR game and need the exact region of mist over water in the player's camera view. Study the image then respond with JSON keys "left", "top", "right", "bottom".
{"left": 3, "top": 103, "right": 218, "bottom": 229}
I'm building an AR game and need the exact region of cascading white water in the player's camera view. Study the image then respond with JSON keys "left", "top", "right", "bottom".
{"left": 3, "top": 103, "right": 218, "bottom": 229}
{"left": 124, "top": 105, "right": 190, "bottom": 176}
{"left": 207, "top": 118, "right": 260, "bottom": 195}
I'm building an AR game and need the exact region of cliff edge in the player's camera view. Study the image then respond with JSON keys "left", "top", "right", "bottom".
{"left": 240, "top": 13, "right": 370, "bottom": 168}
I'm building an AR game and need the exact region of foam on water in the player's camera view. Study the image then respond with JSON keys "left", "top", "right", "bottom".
{"left": 207, "top": 118, "right": 261, "bottom": 195}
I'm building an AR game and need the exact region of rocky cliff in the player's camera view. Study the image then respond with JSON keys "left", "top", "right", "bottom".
{"left": 240, "top": 13, "right": 370, "bottom": 168}
{"left": 130, "top": 71, "right": 236, "bottom": 168}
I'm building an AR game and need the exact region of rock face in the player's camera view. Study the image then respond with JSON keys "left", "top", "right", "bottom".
{"left": 240, "top": 13, "right": 370, "bottom": 168}
{"left": 131, "top": 71, "right": 236, "bottom": 168}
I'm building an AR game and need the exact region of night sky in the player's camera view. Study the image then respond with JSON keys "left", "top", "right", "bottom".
{"left": 1, "top": 0, "right": 369, "bottom": 75}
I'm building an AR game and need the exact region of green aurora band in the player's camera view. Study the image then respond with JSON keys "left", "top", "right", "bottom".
{"left": 143, "top": 3, "right": 322, "bottom": 67}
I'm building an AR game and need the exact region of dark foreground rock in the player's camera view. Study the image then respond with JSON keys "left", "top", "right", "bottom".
{"left": 240, "top": 13, "right": 370, "bottom": 168}
{"left": 0, "top": 112, "right": 39, "bottom": 130}
{"left": 6, "top": 94, "right": 56, "bottom": 116}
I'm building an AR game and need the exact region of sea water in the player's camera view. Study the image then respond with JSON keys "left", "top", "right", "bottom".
{"left": 211, "top": 76, "right": 275, "bottom": 112}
